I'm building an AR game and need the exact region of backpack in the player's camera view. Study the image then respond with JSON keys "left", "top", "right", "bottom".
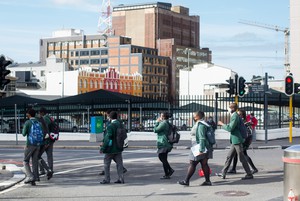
{"left": 114, "top": 122, "right": 127, "bottom": 150}
{"left": 238, "top": 116, "right": 248, "bottom": 139}
{"left": 28, "top": 120, "right": 43, "bottom": 146}
{"left": 167, "top": 122, "right": 180, "bottom": 144}
{"left": 200, "top": 121, "right": 216, "bottom": 145}
{"left": 48, "top": 117, "right": 59, "bottom": 141}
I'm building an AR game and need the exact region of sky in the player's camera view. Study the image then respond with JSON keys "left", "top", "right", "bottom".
{"left": 0, "top": 0, "right": 290, "bottom": 81}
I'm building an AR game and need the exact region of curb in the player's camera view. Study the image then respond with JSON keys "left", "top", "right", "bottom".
{"left": 0, "top": 164, "right": 25, "bottom": 191}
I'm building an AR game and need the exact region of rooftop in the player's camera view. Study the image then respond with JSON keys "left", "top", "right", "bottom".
{"left": 113, "top": 2, "right": 172, "bottom": 11}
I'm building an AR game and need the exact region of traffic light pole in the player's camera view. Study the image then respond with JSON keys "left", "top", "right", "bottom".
{"left": 234, "top": 95, "right": 238, "bottom": 104}
{"left": 289, "top": 96, "right": 293, "bottom": 143}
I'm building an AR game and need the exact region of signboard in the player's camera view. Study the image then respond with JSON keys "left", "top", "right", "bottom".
{"left": 248, "top": 85, "right": 266, "bottom": 94}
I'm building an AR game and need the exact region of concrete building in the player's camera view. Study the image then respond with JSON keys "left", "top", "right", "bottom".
{"left": 40, "top": 30, "right": 170, "bottom": 100}
{"left": 112, "top": 2, "right": 212, "bottom": 101}
{"left": 112, "top": 2, "right": 199, "bottom": 49}
{"left": 179, "top": 63, "right": 237, "bottom": 96}
{"left": 290, "top": 0, "right": 300, "bottom": 82}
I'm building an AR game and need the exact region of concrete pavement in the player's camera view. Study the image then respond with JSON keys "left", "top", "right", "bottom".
{"left": 0, "top": 132, "right": 299, "bottom": 192}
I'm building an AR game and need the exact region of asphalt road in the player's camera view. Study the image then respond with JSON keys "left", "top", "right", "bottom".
{"left": 0, "top": 147, "right": 284, "bottom": 201}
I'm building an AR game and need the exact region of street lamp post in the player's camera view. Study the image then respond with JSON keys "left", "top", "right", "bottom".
{"left": 185, "top": 48, "right": 191, "bottom": 97}
{"left": 159, "top": 81, "right": 162, "bottom": 98}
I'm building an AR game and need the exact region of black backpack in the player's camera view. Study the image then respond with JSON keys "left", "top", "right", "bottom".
{"left": 167, "top": 122, "right": 180, "bottom": 144}
{"left": 114, "top": 122, "right": 127, "bottom": 150}
{"left": 238, "top": 116, "right": 248, "bottom": 139}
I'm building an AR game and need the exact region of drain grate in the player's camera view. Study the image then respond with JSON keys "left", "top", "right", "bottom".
{"left": 215, "top": 190, "right": 249, "bottom": 197}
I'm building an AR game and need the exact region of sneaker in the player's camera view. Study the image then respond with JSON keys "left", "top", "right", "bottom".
{"left": 178, "top": 180, "right": 189, "bottom": 186}
{"left": 24, "top": 178, "right": 34, "bottom": 184}
{"left": 251, "top": 169, "right": 258, "bottom": 174}
{"left": 160, "top": 175, "right": 170, "bottom": 179}
{"left": 227, "top": 169, "right": 236, "bottom": 174}
{"left": 216, "top": 173, "right": 226, "bottom": 179}
{"left": 200, "top": 181, "right": 212, "bottom": 186}
{"left": 47, "top": 172, "right": 53, "bottom": 180}
{"left": 123, "top": 168, "right": 127, "bottom": 174}
{"left": 241, "top": 174, "right": 253, "bottom": 180}
{"left": 114, "top": 179, "right": 125, "bottom": 184}
{"left": 100, "top": 180, "right": 110, "bottom": 184}
{"left": 168, "top": 169, "right": 175, "bottom": 177}
{"left": 99, "top": 171, "right": 105, "bottom": 176}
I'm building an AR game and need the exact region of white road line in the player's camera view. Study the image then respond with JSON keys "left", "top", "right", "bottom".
{"left": 54, "top": 156, "right": 156, "bottom": 175}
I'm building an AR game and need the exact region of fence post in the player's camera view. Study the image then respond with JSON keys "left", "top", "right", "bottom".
{"left": 279, "top": 93, "right": 282, "bottom": 128}
{"left": 214, "top": 92, "right": 218, "bottom": 124}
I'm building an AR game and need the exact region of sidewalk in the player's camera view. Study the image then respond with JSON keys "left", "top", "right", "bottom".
{"left": 0, "top": 136, "right": 299, "bottom": 192}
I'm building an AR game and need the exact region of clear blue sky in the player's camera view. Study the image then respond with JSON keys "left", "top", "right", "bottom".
{"left": 0, "top": 0, "right": 289, "bottom": 80}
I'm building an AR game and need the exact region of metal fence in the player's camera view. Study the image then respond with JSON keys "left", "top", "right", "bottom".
{"left": 1, "top": 92, "right": 299, "bottom": 133}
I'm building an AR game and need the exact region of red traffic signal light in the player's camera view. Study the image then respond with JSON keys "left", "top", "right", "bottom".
{"left": 285, "top": 75, "right": 294, "bottom": 96}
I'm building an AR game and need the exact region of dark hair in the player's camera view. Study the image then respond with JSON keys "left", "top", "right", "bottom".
{"left": 40, "top": 107, "right": 47, "bottom": 114}
{"left": 238, "top": 109, "right": 246, "bottom": 119}
{"left": 106, "top": 109, "right": 112, "bottom": 115}
{"left": 230, "top": 102, "right": 238, "bottom": 110}
{"left": 161, "top": 112, "right": 170, "bottom": 120}
{"left": 194, "top": 111, "right": 205, "bottom": 119}
{"left": 109, "top": 111, "right": 118, "bottom": 120}
{"left": 27, "top": 108, "right": 36, "bottom": 117}
{"left": 250, "top": 112, "right": 254, "bottom": 116}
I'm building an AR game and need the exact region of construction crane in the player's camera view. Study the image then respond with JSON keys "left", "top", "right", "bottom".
{"left": 239, "top": 19, "right": 290, "bottom": 74}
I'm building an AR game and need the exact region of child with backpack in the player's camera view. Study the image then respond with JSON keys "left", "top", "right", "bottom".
{"left": 22, "top": 108, "right": 43, "bottom": 186}
{"left": 227, "top": 109, "right": 258, "bottom": 174}
{"left": 178, "top": 111, "right": 213, "bottom": 186}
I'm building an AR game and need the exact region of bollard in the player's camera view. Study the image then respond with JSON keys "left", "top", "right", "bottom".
{"left": 283, "top": 145, "right": 300, "bottom": 201}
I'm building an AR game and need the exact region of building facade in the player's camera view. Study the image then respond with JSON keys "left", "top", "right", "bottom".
{"left": 112, "top": 2, "right": 199, "bottom": 49}
{"left": 290, "top": 0, "right": 300, "bottom": 82}
{"left": 112, "top": 2, "right": 212, "bottom": 102}
{"left": 78, "top": 67, "right": 142, "bottom": 96}
{"left": 40, "top": 31, "right": 170, "bottom": 100}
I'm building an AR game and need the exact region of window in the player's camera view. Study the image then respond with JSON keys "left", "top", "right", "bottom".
{"left": 71, "top": 52, "right": 74, "bottom": 57}
{"left": 110, "top": 81, "right": 113, "bottom": 89}
{"left": 41, "top": 71, "right": 45, "bottom": 77}
{"left": 75, "top": 60, "right": 79, "bottom": 65}
{"left": 79, "top": 79, "right": 83, "bottom": 88}
{"left": 101, "top": 50, "right": 108, "bottom": 55}
{"left": 90, "top": 80, "right": 94, "bottom": 88}
{"left": 84, "top": 79, "right": 87, "bottom": 88}
{"left": 80, "top": 60, "right": 89, "bottom": 65}
{"left": 91, "top": 59, "right": 100, "bottom": 64}
{"left": 120, "top": 82, "right": 122, "bottom": 90}
{"left": 101, "top": 58, "right": 108, "bottom": 64}
{"left": 91, "top": 50, "right": 100, "bottom": 56}
{"left": 75, "top": 51, "right": 79, "bottom": 56}
{"left": 80, "top": 51, "right": 89, "bottom": 56}
{"left": 115, "top": 82, "right": 118, "bottom": 89}
{"left": 105, "top": 81, "right": 108, "bottom": 89}
{"left": 100, "top": 81, "right": 103, "bottom": 88}
{"left": 95, "top": 81, "right": 98, "bottom": 89}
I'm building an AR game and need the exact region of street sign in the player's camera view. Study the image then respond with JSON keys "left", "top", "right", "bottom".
{"left": 249, "top": 85, "right": 265, "bottom": 93}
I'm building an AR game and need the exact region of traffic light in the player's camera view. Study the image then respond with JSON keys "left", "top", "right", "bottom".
{"left": 0, "top": 55, "right": 12, "bottom": 90}
{"left": 285, "top": 74, "right": 294, "bottom": 96}
{"left": 226, "top": 77, "right": 235, "bottom": 96}
{"left": 237, "top": 76, "right": 246, "bottom": 97}
{"left": 294, "top": 83, "right": 300, "bottom": 94}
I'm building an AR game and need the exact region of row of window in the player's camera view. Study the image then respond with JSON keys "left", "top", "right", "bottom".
{"left": 79, "top": 79, "right": 142, "bottom": 90}
{"left": 71, "top": 49, "right": 108, "bottom": 57}
{"left": 48, "top": 39, "right": 105, "bottom": 48}
{"left": 143, "top": 66, "right": 167, "bottom": 75}
{"left": 131, "top": 47, "right": 158, "bottom": 56}
{"left": 71, "top": 59, "right": 108, "bottom": 66}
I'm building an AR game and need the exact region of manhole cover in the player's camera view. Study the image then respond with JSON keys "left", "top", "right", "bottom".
{"left": 215, "top": 190, "right": 249, "bottom": 197}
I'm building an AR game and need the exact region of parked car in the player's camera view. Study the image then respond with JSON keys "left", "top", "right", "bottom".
{"left": 56, "top": 118, "right": 79, "bottom": 132}
{"left": 0, "top": 119, "right": 9, "bottom": 133}
{"left": 6, "top": 118, "right": 26, "bottom": 133}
